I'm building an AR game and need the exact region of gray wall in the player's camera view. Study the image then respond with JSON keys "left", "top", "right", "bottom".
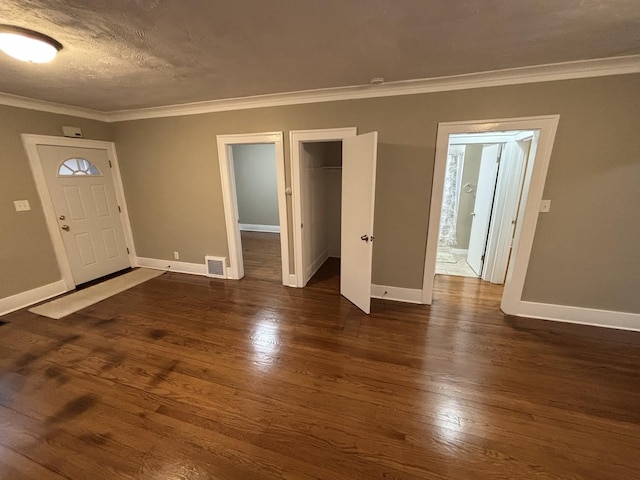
{"left": 0, "top": 104, "right": 113, "bottom": 299}
{"left": 108, "top": 73, "right": 639, "bottom": 313}
{"left": 231, "top": 144, "right": 279, "bottom": 226}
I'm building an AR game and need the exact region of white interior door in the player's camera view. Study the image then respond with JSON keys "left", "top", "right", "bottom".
{"left": 340, "top": 132, "right": 378, "bottom": 314}
{"left": 483, "top": 138, "right": 531, "bottom": 283}
{"left": 39, "top": 145, "right": 131, "bottom": 285}
{"left": 467, "top": 144, "right": 501, "bottom": 276}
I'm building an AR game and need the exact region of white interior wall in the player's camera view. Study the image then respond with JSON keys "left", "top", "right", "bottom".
{"left": 302, "top": 143, "right": 329, "bottom": 279}
{"left": 325, "top": 168, "right": 342, "bottom": 257}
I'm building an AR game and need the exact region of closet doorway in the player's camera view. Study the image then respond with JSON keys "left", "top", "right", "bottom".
{"left": 290, "top": 128, "right": 379, "bottom": 314}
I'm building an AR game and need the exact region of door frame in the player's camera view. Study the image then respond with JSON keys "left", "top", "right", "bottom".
{"left": 421, "top": 115, "right": 560, "bottom": 314}
{"left": 216, "top": 132, "right": 289, "bottom": 284}
{"left": 289, "top": 127, "right": 357, "bottom": 287}
{"left": 483, "top": 134, "right": 533, "bottom": 284}
{"left": 21, "top": 134, "right": 136, "bottom": 291}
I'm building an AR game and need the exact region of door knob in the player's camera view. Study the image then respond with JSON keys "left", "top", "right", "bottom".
{"left": 59, "top": 215, "right": 65, "bottom": 220}
{"left": 61, "top": 225, "right": 70, "bottom": 231}
{"left": 360, "top": 234, "right": 369, "bottom": 242}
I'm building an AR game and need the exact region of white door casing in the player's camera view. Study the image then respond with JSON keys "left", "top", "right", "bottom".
{"left": 216, "top": 132, "right": 288, "bottom": 283}
{"left": 467, "top": 144, "right": 501, "bottom": 276}
{"left": 340, "top": 132, "right": 378, "bottom": 314}
{"left": 22, "top": 135, "right": 136, "bottom": 291}
{"left": 290, "top": 127, "right": 357, "bottom": 287}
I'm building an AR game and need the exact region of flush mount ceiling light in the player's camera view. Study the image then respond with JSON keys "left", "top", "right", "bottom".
{"left": 0, "top": 25, "right": 62, "bottom": 63}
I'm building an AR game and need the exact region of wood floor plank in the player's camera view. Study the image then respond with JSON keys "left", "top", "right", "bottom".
{"left": 1, "top": 258, "right": 639, "bottom": 479}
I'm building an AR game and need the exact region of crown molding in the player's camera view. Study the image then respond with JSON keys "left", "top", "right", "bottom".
{"left": 1, "top": 54, "right": 639, "bottom": 123}
{"left": 0, "top": 91, "right": 108, "bottom": 122}
{"left": 105, "top": 54, "right": 640, "bottom": 121}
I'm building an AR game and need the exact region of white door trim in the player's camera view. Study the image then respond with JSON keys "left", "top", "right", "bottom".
{"left": 216, "top": 132, "right": 289, "bottom": 284}
{"left": 21, "top": 134, "right": 136, "bottom": 291}
{"left": 421, "top": 115, "right": 560, "bottom": 313}
{"left": 289, "top": 127, "right": 358, "bottom": 287}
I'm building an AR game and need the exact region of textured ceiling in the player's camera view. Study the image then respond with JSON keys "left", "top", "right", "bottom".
{"left": 0, "top": 0, "right": 639, "bottom": 112}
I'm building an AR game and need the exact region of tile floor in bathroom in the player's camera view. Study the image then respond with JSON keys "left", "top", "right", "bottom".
{"left": 436, "top": 247, "right": 479, "bottom": 278}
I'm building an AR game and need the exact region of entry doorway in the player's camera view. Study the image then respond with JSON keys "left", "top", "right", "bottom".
{"left": 290, "top": 128, "right": 378, "bottom": 314}
{"left": 216, "top": 132, "right": 289, "bottom": 285}
{"left": 436, "top": 131, "right": 534, "bottom": 284}
{"left": 22, "top": 135, "right": 135, "bottom": 291}
{"left": 422, "top": 115, "right": 560, "bottom": 314}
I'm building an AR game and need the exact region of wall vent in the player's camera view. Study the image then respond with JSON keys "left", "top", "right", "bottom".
{"left": 205, "top": 256, "right": 227, "bottom": 279}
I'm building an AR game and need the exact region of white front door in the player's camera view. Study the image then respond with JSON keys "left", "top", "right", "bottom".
{"left": 467, "top": 144, "right": 501, "bottom": 276}
{"left": 39, "top": 145, "right": 130, "bottom": 285}
{"left": 340, "top": 132, "right": 378, "bottom": 314}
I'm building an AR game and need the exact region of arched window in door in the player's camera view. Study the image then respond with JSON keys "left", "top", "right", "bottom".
{"left": 58, "top": 158, "right": 101, "bottom": 176}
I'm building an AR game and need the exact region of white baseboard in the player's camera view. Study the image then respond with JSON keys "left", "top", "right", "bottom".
{"left": 328, "top": 248, "right": 341, "bottom": 258}
{"left": 451, "top": 248, "right": 468, "bottom": 255}
{"left": 371, "top": 284, "right": 423, "bottom": 304}
{"left": 288, "top": 274, "right": 297, "bottom": 287}
{"left": 135, "top": 256, "right": 208, "bottom": 276}
{"left": 513, "top": 301, "right": 640, "bottom": 332}
{"left": 239, "top": 223, "right": 280, "bottom": 233}
{"left": 0, "top": 280, "right": 68, "bottom": 316}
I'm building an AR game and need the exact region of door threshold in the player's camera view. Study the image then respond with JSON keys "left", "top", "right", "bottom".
{"left": 75, "top": 267, "right": 133, "bottom": 290}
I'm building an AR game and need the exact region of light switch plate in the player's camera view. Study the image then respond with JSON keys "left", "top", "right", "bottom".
{"left": 14, "top": 200, "right": 31, "bottom": 211}
{"left": 539, "top": 199, "right": 551, "bottom": 213}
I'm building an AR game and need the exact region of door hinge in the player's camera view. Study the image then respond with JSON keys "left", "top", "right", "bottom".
{"left": 118, "top": 205, "right": 121, "bottom": 213}
{"left": 126, "top": 247, "right": 130, "bottom": 254}
{"left": 301, "top": 223, "right": 303, "bottom": 228}
{"left": 108, "top": 160, "right": 112, "bottom": 168}
{"left": 481, "top": 254, "right": 485, "bottom": 262}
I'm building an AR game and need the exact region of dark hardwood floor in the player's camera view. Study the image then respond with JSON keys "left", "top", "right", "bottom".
{"left": 1, "top": 264, "right": 639, "bottom": 479}
{"left": 241, "top": 231, "right": 282, "bottom": 283}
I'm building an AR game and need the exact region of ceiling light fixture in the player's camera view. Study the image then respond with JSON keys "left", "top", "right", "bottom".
{"left": 0, "top": 25, "right": 62, "bottom": 63}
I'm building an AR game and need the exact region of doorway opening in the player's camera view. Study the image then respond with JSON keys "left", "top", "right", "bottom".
{"left": 436, "top": 131, "right": 534, "bottom": 284}
{"left": 422, "top": 115, "right": 560, "bottom": 314}
{"left": 298, "top": 140, "right": 343, "bottom": 287}
{"left": 216, "top": 132, "right": 289, "bottom": 285}
{"left": 232, "top": 143, "right": 282, "bottom": 283}
{"left": 290, "top": 128, "right": 379, "bottom": 314}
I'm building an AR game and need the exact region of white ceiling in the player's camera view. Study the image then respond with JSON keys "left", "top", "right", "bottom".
{"left": 1, "top": 0, "right": 639, "bottom": 112}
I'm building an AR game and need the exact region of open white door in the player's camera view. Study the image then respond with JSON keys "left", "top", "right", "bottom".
{"left": 340, "top": 132, "right": 378, "bottom": 314}
{"left": 467, "top": 144, "right": 501, "bottom": 276}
